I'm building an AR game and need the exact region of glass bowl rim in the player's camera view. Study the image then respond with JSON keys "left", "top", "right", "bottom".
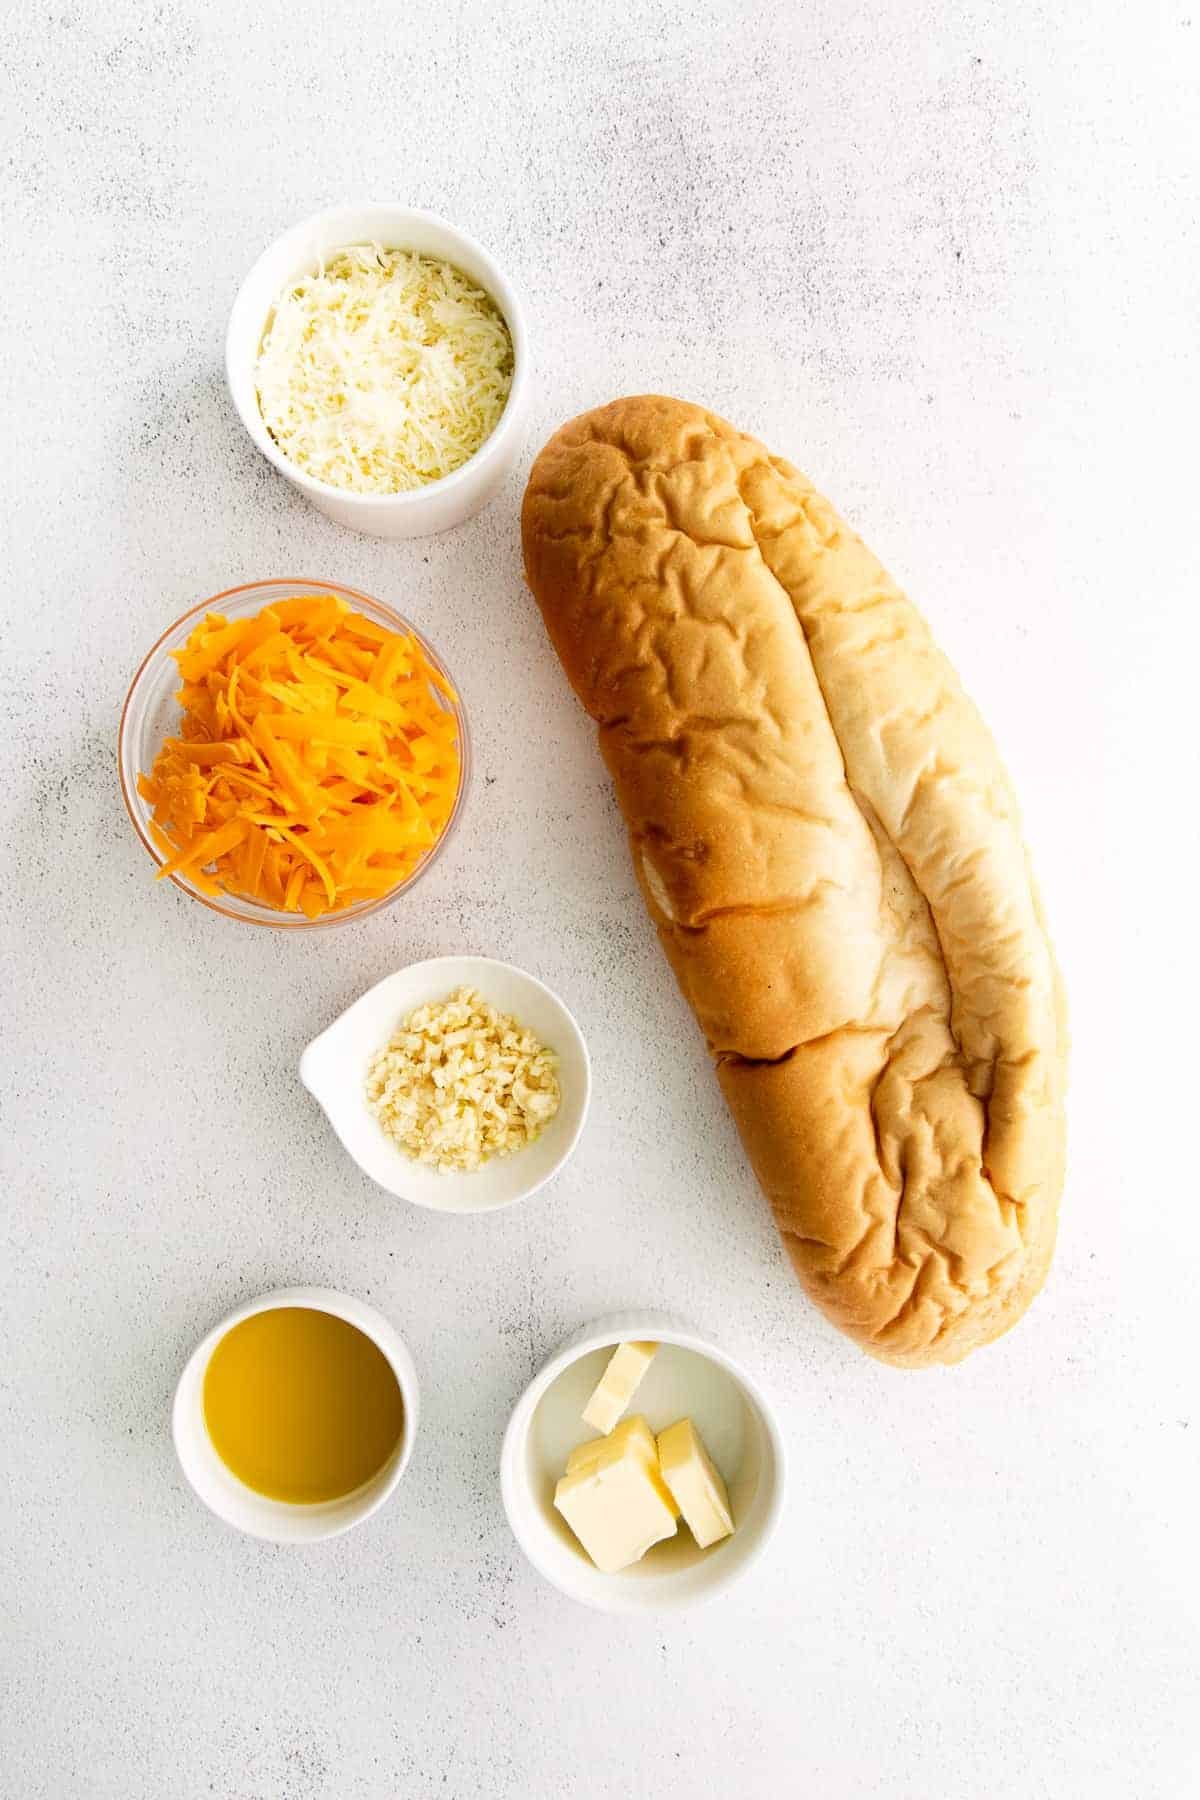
{"left": 118, "top": 576, "right": 471, "bottom": 930}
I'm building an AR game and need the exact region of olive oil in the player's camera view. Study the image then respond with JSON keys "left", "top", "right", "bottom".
{"left": 203, "top": 1307, "right": 404, "bottom": 1504}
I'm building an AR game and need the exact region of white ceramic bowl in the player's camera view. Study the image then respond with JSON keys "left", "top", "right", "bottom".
{"left": 172, "top": 1286, "right": 420, "bottom": 1543}
{"left": 500, "top": 1312, "right": 786, "bottom": 1613}
{"left": 226, "top": 204, "right": 531, "bottom": 539}
{"left": 300, "top": 956, "right": 591, "bottom": 1214}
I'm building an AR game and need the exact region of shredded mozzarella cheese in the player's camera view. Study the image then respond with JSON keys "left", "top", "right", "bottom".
{"left": 255, "top": 245, "right": 514, "bottom": 494}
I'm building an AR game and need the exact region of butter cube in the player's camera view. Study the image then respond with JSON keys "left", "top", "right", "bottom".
{"left": 581, "top": 1341, "right": 658, "bottom": 1434}
{"left": 554, "top": 1421, "right": 679, "bottom": 1573}
{"left": 656, "top": 1418, "right": 734, "bottom": 1550}
{"left": 566, "top": 1413, "right": 658, "bottom": 1476}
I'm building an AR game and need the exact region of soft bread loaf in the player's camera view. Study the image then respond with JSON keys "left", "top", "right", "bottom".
{"left": 522, "top": 395, "right": 1067, "bottom": 1367}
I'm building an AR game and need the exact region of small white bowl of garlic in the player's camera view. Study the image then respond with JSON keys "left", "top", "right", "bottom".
{"left": 226, "top": 204, "right": 531, "bottom": 538}
{"left": 500, "top": 1313, "right": 787, "bottom": 1613}
{"left": 299, "top": 956, "right": 591, "bottom": 1213}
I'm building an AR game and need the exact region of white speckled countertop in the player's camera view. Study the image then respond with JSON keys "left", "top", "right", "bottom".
{"left": 3, "top": 3, "right": 1199, "bottom": 1795}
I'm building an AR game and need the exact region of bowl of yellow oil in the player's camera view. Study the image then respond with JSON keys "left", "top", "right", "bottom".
{"left": 172, "top": 1288, "right": 419, "bottom": 1541}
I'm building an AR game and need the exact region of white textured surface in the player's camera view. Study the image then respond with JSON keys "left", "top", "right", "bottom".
{"left": 2, "top": 2, "right": 1198, "bottom": 1795}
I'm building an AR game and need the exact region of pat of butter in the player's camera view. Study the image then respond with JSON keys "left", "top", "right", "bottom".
{"left": 581, "top": 1341, "right": 658, "bottom": 1434}
{"left": 566, "top": 1413, "right": 657, "bottom": 1475}
{"left": 656, "top": 1418, "right": 734, "bottom": 1550}
{"left": 554, "top": 1416, "right": 679, "bottom": 1573}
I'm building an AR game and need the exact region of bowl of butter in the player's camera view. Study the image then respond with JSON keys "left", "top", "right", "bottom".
{"left": 500, "top": 1311, "right": 786, "bottom": 1612}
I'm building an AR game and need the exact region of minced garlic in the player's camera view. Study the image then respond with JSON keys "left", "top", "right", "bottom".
{"left": 365, "top": 988, "right": 561, "bottom": 1173}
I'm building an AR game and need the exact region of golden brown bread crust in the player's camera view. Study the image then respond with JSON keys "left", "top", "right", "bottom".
{"left": 522, "top": 395, "right": 1067, "bottom": 1366}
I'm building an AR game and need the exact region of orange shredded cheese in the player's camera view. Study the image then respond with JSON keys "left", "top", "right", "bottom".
{"left": 139, "top": 596, "right": 461, "bottom": 917}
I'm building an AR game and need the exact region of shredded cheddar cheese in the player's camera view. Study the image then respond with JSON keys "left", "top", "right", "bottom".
{"left": 137, "top": 595, "right": 461, "bottom": 917}
{"left": 255, "top": 245, "right": 514, "bottom": 494}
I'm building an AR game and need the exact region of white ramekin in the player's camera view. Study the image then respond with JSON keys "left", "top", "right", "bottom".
{"left": 500, "top": 1312, "right": 786, "bottom": 1613}
{"left": 299, "top": 956, "right": 591, "bottom": 1215}
{"left": 226, "top": 204, "right": 531, "bottom": 539}
{"left": 172, "top": 1286, "right": 420, "bottom": 1543}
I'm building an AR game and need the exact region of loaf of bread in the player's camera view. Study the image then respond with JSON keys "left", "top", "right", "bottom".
{"left": 522, "top": 395, "right": 1067, "bottom": 1367}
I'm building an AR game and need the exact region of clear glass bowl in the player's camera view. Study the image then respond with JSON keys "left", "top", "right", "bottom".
{"left": 118, "top": 578, "right": 471, "bottom": 929}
